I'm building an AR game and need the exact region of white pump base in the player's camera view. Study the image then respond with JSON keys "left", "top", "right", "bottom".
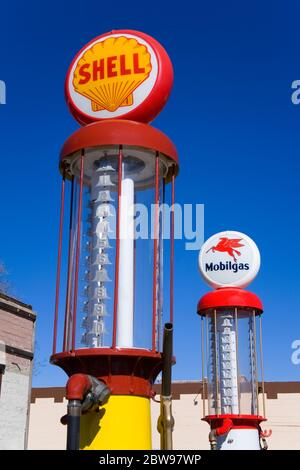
{"left": 217, "top": 429, "right": 260, "bottom": 450}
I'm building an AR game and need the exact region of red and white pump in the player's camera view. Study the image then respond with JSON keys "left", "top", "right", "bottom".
{"left": 197, "top": 232, "right": 271, "bottom": 450}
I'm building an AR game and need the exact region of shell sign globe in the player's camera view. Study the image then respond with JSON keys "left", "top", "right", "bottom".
{"left": 65, "top": 30, "right": 174, "bottom": 125}
{"left": 198, "top": 231, "right": 261, "bottom": 289}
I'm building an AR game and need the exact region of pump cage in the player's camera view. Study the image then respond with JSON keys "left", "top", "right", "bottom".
{"left": 200, "top": 307, "right": 266, "bottom": 419}
{"left": 52, "top": 146, "right": 176, "bottom": 355}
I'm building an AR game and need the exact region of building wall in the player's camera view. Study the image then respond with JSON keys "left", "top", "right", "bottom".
{"left": 0, "top": 294, "right": 36, "bottom": 450}
{"left": 28, "top": 397, "right": 68, "bottom": 450}
{"left": 28, "top": 382, "right": 300, "bottom": 450}
{"left": 265, "top": 394, "right": 300, "bottom": 450}
{"left": 0, "top": 366, "right": 32, "bottom": 449}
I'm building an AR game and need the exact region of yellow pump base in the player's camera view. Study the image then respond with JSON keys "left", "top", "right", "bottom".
{"left": 80, "top": 395, "right": 152, "bottom": 450}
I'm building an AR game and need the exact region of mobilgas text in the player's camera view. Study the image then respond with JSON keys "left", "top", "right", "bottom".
{"left": 205, "top": 261, "right": 250, "bottom": 274}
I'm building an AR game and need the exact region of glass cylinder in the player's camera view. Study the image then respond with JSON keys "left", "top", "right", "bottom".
{"left": 56, "top": 144, "right": 174, "bottom": 353}
{"left": 202, "top": 307, "right": 263, "bottom": 416}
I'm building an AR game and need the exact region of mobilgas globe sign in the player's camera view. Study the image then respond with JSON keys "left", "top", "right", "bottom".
{"left": 198, "top": 231, "right": 260, "bottom": 289}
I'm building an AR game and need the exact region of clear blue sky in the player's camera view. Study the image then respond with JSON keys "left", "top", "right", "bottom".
{"left": 0, "top": 0, "right": 299, "bottom": 386}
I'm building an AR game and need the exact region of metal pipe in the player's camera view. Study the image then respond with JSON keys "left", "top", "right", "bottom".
{"left": 170, "top": 172, "right": 175, "bottom": 324}
{"left": 208, "top": 430, "right": 217, "bottom": 450}
{"left": 65, "top": 374, "right": 111, "bottom": 450}
{"left": 260, "top": 436, "right": 268, "bottom": 450}
{"left": 162, "top": 322, "right": 173, "bottom": 397}
{"left": 66, "top": 399, "right": 81, "bottom": 450}
{"left": 157, "top": 323, "right": 174, "bottom": 450}
{"left": 208, "top": 418, "right": 233, "bottom": 451}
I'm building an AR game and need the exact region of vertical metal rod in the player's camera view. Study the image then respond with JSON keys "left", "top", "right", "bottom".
{"left": 234, "top": 307, "right": 241, "bottom": 414}
{"left": 214, "top": 309, "right": 219, "bottom": 416}
{"left": 63, "top": 176, "right": 74, "bottom": 351}
{"left": 152, "top": 152, "right": 160, "bottom": 351}
{"left": 112, "top": 146, "right": 123, "bottom": 349}
{"left": 157, "top": 178, "right": 165, "bottom": 353}
{"left": 201, "top": 316, "right": 206, "bottom": 417}
{"left": 259, "top": 315, "right": 266, "bottom": 417}
{"left": 66, "top": 400, "right": 81, "bottom": 450}
{"left": 170, "top": 173, "right": 175, "bottom": 324}
{"left": 71, "top": 151, "right": 84, "bottom": 351}
{"left": 161, "top": 323, "right": 173, "bottom": 396}
{"left": 252, "top": 310, "right": 260, "bottom": 416}
{"left": 206, "top": 315, "right": 211, "bottom": 415}
{"left": 249, "top": 314, "right": 256, "bottom": 414}
{"left": 52, "top": 171, "right": 65, "bottom": 355}
{"left": 133, "top": 203, "right": 136, "bottom": 330}
{"left": 160, "top": 323, "right": 174, "bottom": 450}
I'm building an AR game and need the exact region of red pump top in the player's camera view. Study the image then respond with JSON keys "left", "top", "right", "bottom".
{"left": 197, "top": 287, "right": 263, "bottom": 315}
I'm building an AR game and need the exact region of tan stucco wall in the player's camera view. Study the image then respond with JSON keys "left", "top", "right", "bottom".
{"left": 263, "top": 394, "right": 300, "bottom": 450}
{"left": 28, "top": 398, "right": 67, "bottom": 450}
{"left": 28, "top": 389, "right": 300, "bottom": 450}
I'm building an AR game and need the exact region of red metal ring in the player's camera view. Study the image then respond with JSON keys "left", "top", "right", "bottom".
{"left": 50, "top": 348, "right": 164, "bottom": 398}
{"left": 203, "top": 414, "right": 267, "bottom": 430}
{"left": 197, "top": 288, "right": 263, "bottom": 315}
{"left": 60, "top": 120, "right": 178, "bottom": 183}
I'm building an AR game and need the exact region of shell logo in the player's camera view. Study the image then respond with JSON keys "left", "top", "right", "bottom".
{"left": 73, "top": 37, "right": 152, "bottom": 113}
{"left": 66, "top": 30, "right": 174, "bottom": 125}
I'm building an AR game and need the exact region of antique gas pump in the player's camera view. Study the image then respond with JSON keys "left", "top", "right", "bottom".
{"left": 51, "top": 30, "right": 178, "bottom": 450}
{"left": 197, "top": 231, "right": 271, "bottom": 450}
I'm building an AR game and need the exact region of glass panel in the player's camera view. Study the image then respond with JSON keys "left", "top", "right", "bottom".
{"left": 133, "top": 185, "right": 155, "bottom": 349}
{"left": 112, "top": 150, "right": 165, "bottom": 351}
{"left": 257, "top": 315, "right": 266, "bottom": 417}
{"left": 132, "top": 172, "right": 166, "bottom": 351}
{"left": 237, "top": 310, "right": 258, "bottom": 415}
{"left": 216, "top": 310, "right": 239, "bottom": 415}
{"left": 64, "top": 177, "right": 79, "bottom": 351}
{"left": 55, "top": 176, "right": 73, "bottom": 353}
{"left": 115, "top": 157, "right": 137, "bottom": 348}
{"left": 162, "top": 177, "right": 173, "bottom": 327}
{"left": 157, "top": 177, "right": 165, "bottom": 351}
{"left": 205, "top": 308, "right": 260, "bottom": 416}
{"left": 206, "top": 312, "right": 219, "bottom": 415}
{"left": 63, "top": 147, "right": 171, "bottom": 352}
{"left": 77, "top": 154, "right": 118, "bottom": 348}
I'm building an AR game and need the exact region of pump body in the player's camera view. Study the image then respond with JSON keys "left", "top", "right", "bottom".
{"left": 51, "top": 120, "right": 178, "bottom": 449}
{"left": 198, "top": 287, "right": 267, "bottom": 450}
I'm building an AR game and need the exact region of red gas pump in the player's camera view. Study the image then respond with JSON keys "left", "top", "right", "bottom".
{"left": 197, "top": 231, "right": 271, "bottom": 450}
{"left": 50, "top": 30, "right": 178, "bottom": 450}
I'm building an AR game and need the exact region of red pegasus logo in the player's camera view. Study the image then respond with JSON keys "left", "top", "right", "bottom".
{"left": 206, "top": 237, "right": 244, "bottom": 262}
